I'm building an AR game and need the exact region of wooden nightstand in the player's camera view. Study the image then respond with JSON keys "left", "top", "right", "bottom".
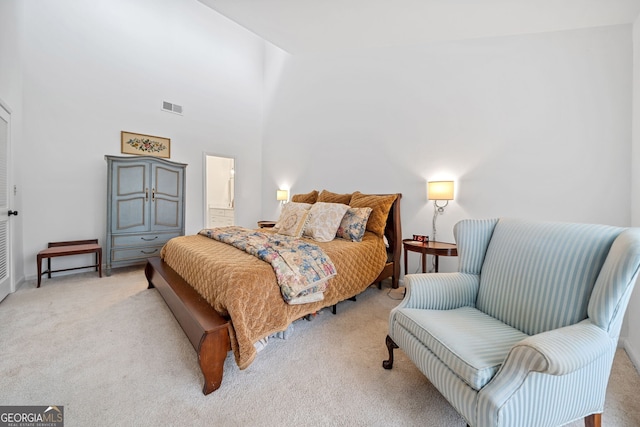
{"left": 403, "top": 239, "right": 457, "bottom": 274}
{"left": 257, "top": 220, "right": 277, "bottom": 229}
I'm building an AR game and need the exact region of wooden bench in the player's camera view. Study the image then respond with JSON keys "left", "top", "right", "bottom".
{"left": 36, "top": 239, "right": 102, "bottom": 288}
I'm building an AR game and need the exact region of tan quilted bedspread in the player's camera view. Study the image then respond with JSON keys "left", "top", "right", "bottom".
{"left": 160, "top": 230, "right": 387, "bottom": 369}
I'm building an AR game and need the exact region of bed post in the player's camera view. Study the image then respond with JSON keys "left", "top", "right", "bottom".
{"left": 389, "top": 194, "right": 402, "bottom": 288}
{"left": 198, "top": 326, "right": 230, "bottom": 394}
{"left": 373, "top": 193, "right": 402, "bottom": 288}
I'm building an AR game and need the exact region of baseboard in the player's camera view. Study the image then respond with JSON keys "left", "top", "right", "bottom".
{"left": 14, "top": 275, "right": 26, "bottom": 292}
{"left": 622, "top": 338, "right": 640, "bottom": 374}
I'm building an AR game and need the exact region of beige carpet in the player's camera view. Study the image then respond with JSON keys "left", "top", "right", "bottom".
{"left": 0, "top": 267, "right": 639, "bottom": 427}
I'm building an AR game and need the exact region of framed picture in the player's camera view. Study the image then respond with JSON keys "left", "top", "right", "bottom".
{"left": 121, "top": 131, "right": 171, "bottom": 158}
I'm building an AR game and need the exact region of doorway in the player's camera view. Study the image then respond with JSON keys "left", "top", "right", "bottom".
{"left": 204, "top": 154, "right": 235, "bottom": 228}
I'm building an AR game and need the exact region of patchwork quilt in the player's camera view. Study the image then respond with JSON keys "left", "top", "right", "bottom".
{"left": 199, "top": 227, "right": 336, "bottom": 304}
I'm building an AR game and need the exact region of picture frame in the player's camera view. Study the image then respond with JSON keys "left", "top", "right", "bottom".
{"left": 121, "top": 131, "right": 171, "bottom": 158}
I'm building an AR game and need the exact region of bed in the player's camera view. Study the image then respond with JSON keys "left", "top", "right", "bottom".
{"left": 144, "top": 191, "right": 402, "bottom": 394}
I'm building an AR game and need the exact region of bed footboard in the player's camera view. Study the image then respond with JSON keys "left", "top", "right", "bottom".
{"left": 145, "top": 257, "right": 230, "bottom": 395}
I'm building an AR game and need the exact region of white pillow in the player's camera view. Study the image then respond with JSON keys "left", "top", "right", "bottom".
{"left": 303, "top": 202, "right": 350, "bottom": 242}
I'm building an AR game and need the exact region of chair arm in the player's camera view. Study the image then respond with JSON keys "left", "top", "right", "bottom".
{"left": 514, "top": 320, "right": 611, "bottom": 376}
{"left": 476, "top": 321, "right": 613, "bottom": 426}
{"left": 399, "top": 272, "right": 479, "bottom": 310}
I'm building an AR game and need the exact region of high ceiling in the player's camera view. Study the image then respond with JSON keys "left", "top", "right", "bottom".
{"left": 198, "top": 0, "right": 640, "bottom": 54}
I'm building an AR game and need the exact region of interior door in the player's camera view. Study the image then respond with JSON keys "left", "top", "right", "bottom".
{"left": 0, "top": 104, "right": 12, "bottom": 302}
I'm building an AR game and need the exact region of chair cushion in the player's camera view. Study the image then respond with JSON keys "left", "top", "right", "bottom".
{"left": 394, "top": 306, "right": 528, "bottom": 390}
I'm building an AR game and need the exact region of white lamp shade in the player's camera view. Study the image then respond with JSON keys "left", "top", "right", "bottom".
{"left": 428, "top": 181, "right": 454, "bottom": 200}
{"left": 276, "top": 189, "right": 289, "bottom": 201}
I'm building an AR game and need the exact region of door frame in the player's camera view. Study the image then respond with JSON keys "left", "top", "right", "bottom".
{"left": 0, "top": 97, "right": 14, "bottom": 299}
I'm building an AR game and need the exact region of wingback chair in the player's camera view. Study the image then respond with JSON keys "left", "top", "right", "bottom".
{"left": 383, "top": 218, "right": 640, "bottom": 427}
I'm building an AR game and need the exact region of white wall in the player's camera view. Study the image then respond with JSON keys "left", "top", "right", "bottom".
{"left": 628, "top": 15, "right": 640, "bottom": 368}
{"left": 15, "top": 0, "right": 265, "bottom": 280}
{"left": 263, "top": 25, "right": 633, "bottom": 275}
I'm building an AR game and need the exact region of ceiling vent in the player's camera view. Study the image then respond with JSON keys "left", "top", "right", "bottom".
{"left": 162, "top": 101, "right": 183, "bottom": 115}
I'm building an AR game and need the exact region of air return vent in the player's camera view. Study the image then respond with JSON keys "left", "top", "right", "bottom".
{"left": 162, "top": 101, "right": 183, "bottom": 115}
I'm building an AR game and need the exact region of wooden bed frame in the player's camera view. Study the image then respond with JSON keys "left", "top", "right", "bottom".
{"left": 144, "top": 194, "right": 402, "bottom": 395}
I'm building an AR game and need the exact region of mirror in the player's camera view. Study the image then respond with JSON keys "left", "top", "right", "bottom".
{"left": 204, "top": 154, "right": 235, "bottom": 228}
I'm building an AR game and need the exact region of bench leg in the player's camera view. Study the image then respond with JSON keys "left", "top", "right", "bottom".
{"left": 37, "top": 255, "right": 43, "bottom": 288}
{"left": 97, "top": 249, "right": 102, "bottom": 278}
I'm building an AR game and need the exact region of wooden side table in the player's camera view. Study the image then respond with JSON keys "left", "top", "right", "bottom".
{"left": 257, "top": 221, "right": 277, "bottom": 229}
{"left": 402, "top": 239, "right": 457, "bottom": 274}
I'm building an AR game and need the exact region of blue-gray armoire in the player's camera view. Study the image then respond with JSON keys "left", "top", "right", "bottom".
{"left": 105, "top": 155, "right": 187, "bottom": 275}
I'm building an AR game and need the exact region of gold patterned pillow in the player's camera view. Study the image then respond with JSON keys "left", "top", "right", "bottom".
{"left": 336, "top": 207, "right": 373, "bottom": 242}
{"left": 291, "top": 190, "right": 319, "bottom": 204}
{"left": 303, "top": 202, "right": 350, "bottom": 242}
{"left": 317, "top": 190, "right": 352, "bottom": 205}
{"left": 277, "top": 209, "right": 310, "bottom": 238}
{"left": 349, "top": 192, "right": 397, "bottom": 237}
{"left": 274, "top": 202, "right": 312, "bottom": 231}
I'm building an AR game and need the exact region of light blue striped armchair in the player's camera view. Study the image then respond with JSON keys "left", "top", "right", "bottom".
{"left": 384, "top": 218, "right": 640, "bottom": 427}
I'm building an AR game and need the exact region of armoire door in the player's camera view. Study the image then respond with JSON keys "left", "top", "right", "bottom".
{"left": 150, "top": 162, "right": 184, "bottom": 232}
{"left": 110, "top": 160, "right": 151, "bottom": 234}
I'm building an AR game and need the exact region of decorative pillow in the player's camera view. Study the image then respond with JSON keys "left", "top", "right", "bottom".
{"left": 336, "top": 207, "right": 373, "bottom": 242}
{"left": 277, "top": 209, "right": 310, "bottom": 238}
{"left": 291, "top": 190, "right": 319, "bottom": 204}
{"left": 349, "top": 192, "right": 397, "bottom": 237}
{"left": 317, "top": 190, "right": 352, "bottom": 205}
{"left": 303, "top": 202, "right": 350, "bottom": 242}
{"left": 273, "top": 202, "right": 312, "bottom": 231}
